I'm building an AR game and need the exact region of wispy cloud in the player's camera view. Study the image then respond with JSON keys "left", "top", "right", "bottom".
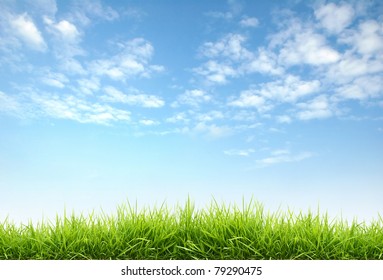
{"left": 69, "top": 0, "right": 119, "bottom": 26}
{"left": 40, "top": 71, "right": 69, "bottom": 88}
{"left": 224, "top": 148, "right": 255, "bottom": 156}
{"left": 0, "top": 91, "right": 23, "bottom": 117}
{"left": 228, "top": 75, "right": 320, "bottom": 115}
{"left": 256, "top": 149, "right": 313, "bottom": 167}
{"left": 184, "top": 122, "right": 233, "bottom": 139}
{"left": 30, "top": 92, "right": 131, "bottom": 125}
{"left": 89, "top": 38, "right": 164, "bottom": 81}
{"left": 172, "top": 89, "right": 212, "bottom": 107}
{"left": 102, "top": 86, "right": 165, "bottom": 108}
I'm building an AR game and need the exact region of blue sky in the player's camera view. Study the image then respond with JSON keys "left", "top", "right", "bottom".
{"left": 1, "top": 0, "right": 383, "bottom": 224}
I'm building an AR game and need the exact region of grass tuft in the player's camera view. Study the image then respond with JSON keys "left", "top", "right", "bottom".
{"left": 1, "top": 198, "right": 382, "bottom": 260}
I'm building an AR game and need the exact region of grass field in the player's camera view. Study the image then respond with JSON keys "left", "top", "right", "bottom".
{"left": 1, "top": 198, "right": 382, "bottom": 260}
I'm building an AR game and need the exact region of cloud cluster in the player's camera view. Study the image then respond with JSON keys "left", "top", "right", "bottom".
{"left": 89, "top": 38, "right": 164, "bottom": 81}
{"left": 194, "top": 1, "right": 383, "bottom": 124}
{"left": 0, "top": 0, "right": 382, "bottom": 137}
{"left": 0, "top": 1, "right": 165, "bottom": 125}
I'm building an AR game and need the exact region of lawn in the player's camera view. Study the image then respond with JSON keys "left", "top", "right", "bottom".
{"left": 1, "top": 198, "right": 382, "bottom": 259}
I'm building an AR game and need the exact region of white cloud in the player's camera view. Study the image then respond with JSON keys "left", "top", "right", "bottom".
{"left": 278, "top": 31, "right": 340, "bottom": 65}
{"left": 0, "top": 91, "right": 22, "bottom": 116}
{"left": 77, "top": 77, "right": 100, "bottom": 95}
{"left": 45, "top": 18, "right": 81, "bottom": 43}
{"left": 83, "top": 0, "right": 119, "bottom": 21}
{"left": 10, "top": 13, "right": 47, "bottom": 51}
{"left": 200, "top": 33, "right": 252, "bottom": 61}
{"left": 340, "top": 20, "right": 383, "bottom": 56}
{"left": 102, "top": 86, "right": 164, "bottom": 108}
{"left": 30, "top": 92, "right": 130, "bottom": 125}
{"left": 70, "top": 0, "right": 119, "bottom": 26}
{"left": 193, "top": 122, "right": 233, "bottom": 139}
{"left": 336, "top": 75, "right": 383, "bottom": 100}
{"left": 315, "top": 3, "right": 354, "bottom": 34}
{"left": 102, "top": 86, "right": 127, "bottom": 103}
{"left": 224, "top": 148, "right": 255, "bottom": 156}
{"left": 205, "top": 11, "right": 233, "bottom": 20}
{"left": 89, "top": 38, "right": 163, "bottom": 80}
{"left": 257, "top": 75, "right": 321, "bottom": 102}
{"left": 26, "top": 0, "right": 57, "bottom": 17}
{"left": 60, "top": 58, "right": 86, "bottom": 75}
{"left": 243, "top": 48, "right": 283, "bottom": 75}
{"left": 166, "top": 112, "right": 190, "bottom": 124}
{"left": 194, "top": 61, "right": 237, "bottom": 84}
{"left": 276, "top": 115, "right": 292, "bottom": 124}
{"left": 229, "top": 75, "right": 320, "bottom": 111}
{"left": 296, "top": 95, "right": 333, "bottom": 120}
{"left": 196, "top": 111, "right": 224, "bottom": 122}
{"left": 43, "top": 16, "right": 85, "bottom": 72}
{"left": 256, "top": 150, "right": 313, "bottom": 167}
{"left": 229, "top": 89, "right": 268, "bottom": 111}
{"left": 139, "top": 119, "right": 159, "bottom": 126}
{"left": 41, "top": 72, "right": 69, "bottom": 88}
{"left": 195, "top": 33, "right": 253, "bottom": 84}
{"left": 125, "top": 94, "right": 164, "bottom": 108}
{"left": 173, "top": 89, "right": 212, "bottom": 107}
{"left": 240, "top": 16, "right": 259, "bottom": 28}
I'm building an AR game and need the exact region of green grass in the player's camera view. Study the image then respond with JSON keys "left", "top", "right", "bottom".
{"left": 1, "top": 198, "right": 382, "bottom": 260}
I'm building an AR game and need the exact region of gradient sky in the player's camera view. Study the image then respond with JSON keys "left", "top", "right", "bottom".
{"left": 1, "top": 0, "right": 383, "bottom": 225}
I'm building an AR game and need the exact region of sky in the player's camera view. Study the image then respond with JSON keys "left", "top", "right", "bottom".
{"left": 1, "top": 0, "right": 383, "bottom": 225}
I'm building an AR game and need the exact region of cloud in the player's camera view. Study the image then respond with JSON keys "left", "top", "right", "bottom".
{"left": 256, "top": 150, "right": 313, "bottom": 167}
{"left": 27, "top": 91, "right": 131, "bottom": 125}
{"left": 102, "top": 86, "right": 164, "bottom": 108}
{"left": 240, "top": 16, "right": 259, "bottom": 28}
{"left": 44, "top": 18, "right": 81, "bottom": 43}
{"left": 205, "top": 11, "right": 233, "bottom": 20}
{"left": 192, "top": 122, "right": 233, "bottom": 139}
{"left": 229, "top": 89, "right": 268, "bottom": 111}
{"left": 194, "top": 60, "right": 237, "bottom": 84}
{"left": 199, "top": 33, "right": 252, "bottom": 61}
{"left": 166, "top": 112, "right": 190, "bottom": 124}
{"left": 229, "top": 75, "right": 320, "bottom": 111}
{"left": 196, "top": 111, "right": 224, "bottom": 122}
{"left": 243, "top": 47, "right": 283, "bottom": 75}
{"left": 258, "top": 75, "right": 321, "bottom": 102}
{"left": 43, "top": 16, "right": 85, "bottom": 74}
{"left": 89, "top": 38, "right": 163, "bottom": 80}
{"left": 26, "top": 0, "right": 58, "bottom": 18}
{"left": 195, "top": 33, "right": 283, "bottom": 85}
{"left": 296, "top": 95, "right": 333, "bottom": 120}
{"left": 276, "top": 115, "right": 292, "bottom": 124}
{"left": 10, "top": 13, "right": 47, "bottom": 51}
{"left": 315, "top": 3, "right": 354, "bottom": 34}
{"left": 0, "top": 91, "right": 23, "bottom": 117}
{"left": 195, "top": 33, "right": 252, "bottom": 84}
{"left": 278, "top": 31, "right": 340, "bottom": 66}
{"left": 326, "top": 54, "right": 383, "bottom": 84}
{"left": 173, "top": 89, "right": 212, "bottom": 107}
{"left": 77, "top": 77, "right": 100, "bottom": 95}
{"left": 139, "top": 119, "right": 159, "bottom": 126}
{"left": 41, "top": 71, "right": 69, "bottom": 88}
{"left": 340, "top": 20, "right": 383, "bottom": 56}
{"left": 205, "top": 0, "right": 243, "bottom": 21}
{"left": 70, "top": 0, "right": 119, "bottom": 26}
{"left": 335, "top": 75, "right": 383, "bottom": 100}
{"left": 224, "top": 148, "right": 255, "bottom": 156}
